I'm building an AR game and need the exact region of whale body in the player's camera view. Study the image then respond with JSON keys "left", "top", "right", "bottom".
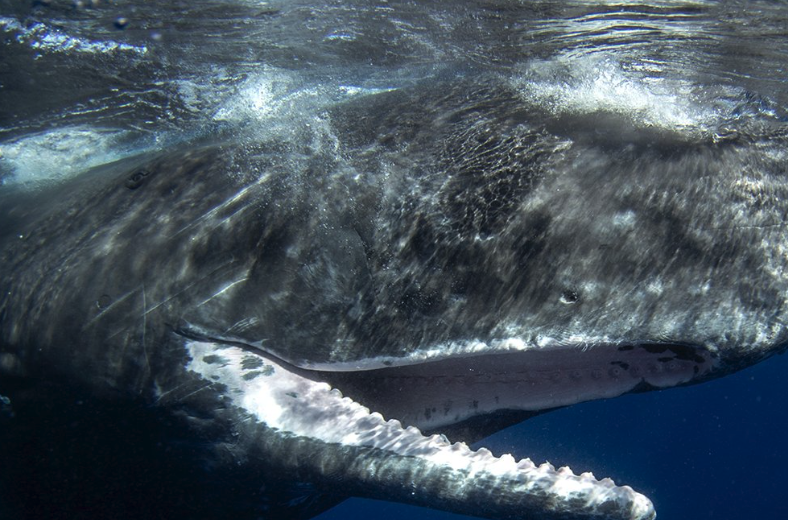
{"left": 2, "top": 76, "right": 788, "bottom": 520}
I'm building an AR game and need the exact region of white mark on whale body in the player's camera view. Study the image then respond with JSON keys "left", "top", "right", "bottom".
{"left": 613, "top": 210, "right": 637, "bottom": 230}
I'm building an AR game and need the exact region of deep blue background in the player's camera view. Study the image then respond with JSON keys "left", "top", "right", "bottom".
{"left": 316, "top": 352, "right": 788, "bottom": 520}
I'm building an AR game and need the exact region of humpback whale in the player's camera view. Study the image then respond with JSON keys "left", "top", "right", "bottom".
{"left": 1, "top": 76, "right": 787, "bottom": 520}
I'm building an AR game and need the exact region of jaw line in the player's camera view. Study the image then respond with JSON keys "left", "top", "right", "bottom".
{"left": 177, "top": 326, "right": 715, "bottom": 436}
{"left": 176, "top": 334, "right": 718, "bottom": 520}
{"left": 307, "top": 340, "right": 716, "bottom": 434}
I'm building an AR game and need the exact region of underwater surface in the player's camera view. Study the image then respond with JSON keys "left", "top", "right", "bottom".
{"left": 3, "top": 1, "right": 788, "bottom": 519}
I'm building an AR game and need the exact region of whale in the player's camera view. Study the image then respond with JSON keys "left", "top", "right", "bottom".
{"left": 1, "top": 75, "right": 787, "bottom": 520}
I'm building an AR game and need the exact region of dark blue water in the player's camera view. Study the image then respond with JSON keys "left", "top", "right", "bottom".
{"left": 319, "top": 351, "right": 788, "bottom": 520}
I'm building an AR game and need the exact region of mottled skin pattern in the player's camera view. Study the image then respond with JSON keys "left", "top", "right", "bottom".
{"left": 1, "top": 77, "right": 787, "bottom": 519}
{"left": 324, "top": 81, "right": 788, "bottom": 370}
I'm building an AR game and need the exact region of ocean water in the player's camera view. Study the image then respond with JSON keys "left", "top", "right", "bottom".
{"left": 3, "top": 1, "right": 788, "bottom": 519}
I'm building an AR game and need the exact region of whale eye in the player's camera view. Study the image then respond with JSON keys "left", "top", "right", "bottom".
{"left": 96, "top": 294, "right": 112, "bottom": 309}
{"left": 559, "top": 288, "right": 579, "bottom": 304}
{"left": 125, "top": 168, "right": 151, "bottom": 190}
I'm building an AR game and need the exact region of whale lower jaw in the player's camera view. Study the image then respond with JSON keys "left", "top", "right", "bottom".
{"left": 178, "top": 338, "right": 715, "bottom": 520}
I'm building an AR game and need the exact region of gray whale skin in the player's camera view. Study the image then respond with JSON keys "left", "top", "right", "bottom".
{"left": 1, "top": 78, "right": 787, "bottom": 520}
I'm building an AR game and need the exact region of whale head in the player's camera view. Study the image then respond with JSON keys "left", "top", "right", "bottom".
{"left": 2, "top": 76, "right": 787, "bottom": 520}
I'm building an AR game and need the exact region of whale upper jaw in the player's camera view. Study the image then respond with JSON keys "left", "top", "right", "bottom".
{"left": 314, "top": 342, "right": 715, "bottom": 433}
{"left": 181, "top": 337, "right": 659, "bottom": 520}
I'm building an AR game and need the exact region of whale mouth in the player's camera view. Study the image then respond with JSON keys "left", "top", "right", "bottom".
{"left": 315, "top": 341, "right": 716, "bottom": 437}
{"left": 182, "top": 337, "right": 665, "bottom": 520}
{"left": 179, "top": 327, "right": 714, "bottom": 439}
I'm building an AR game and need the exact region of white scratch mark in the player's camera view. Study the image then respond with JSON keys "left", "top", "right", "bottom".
{"left": 196, "top": 277, "right": 249, "bottom": 307}
{"left": 141, "top": 282, "right": 150, "bottom": 375}
{"left": 142, "top": 259, "right": 239, "bottom": 317}
{"left": 177, "top": 382, "right": 216, "bottom": 403}
{"left": 168, "top": 184, "right": 258, "bottom": 239}
{"left": 82, "top": 288, "right": 140, "bottom": 329}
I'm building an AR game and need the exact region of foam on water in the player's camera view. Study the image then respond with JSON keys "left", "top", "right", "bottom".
{"left": 0, "top": 17, "right": 147, "bottom": 56}
{"left": 0, "top": 62, "right": 397, "bottom": 191}
{"left": 511, "top": 56, "right": 719, "bottom": 137}
{"left": 0, "top": 127, "right": 137, "bottom": 190}
{"left": 211, "top": 68, "right": 396, "bottom": 127}
{"left": 211, "top": 70, "right": 300, "bottom": 124}
{"left": 199, "top": 67, "right": 401, "bottom": 163}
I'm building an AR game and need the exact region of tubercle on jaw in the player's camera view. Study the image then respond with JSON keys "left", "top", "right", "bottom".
{"left": 333, "top": 384, "right": 607, "bottom": 483}
{"left": 330, "top": 383, "right": 654, "bottom": 520}
{"left": 330, "top": 376, "right": 630, "bottom": 490}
